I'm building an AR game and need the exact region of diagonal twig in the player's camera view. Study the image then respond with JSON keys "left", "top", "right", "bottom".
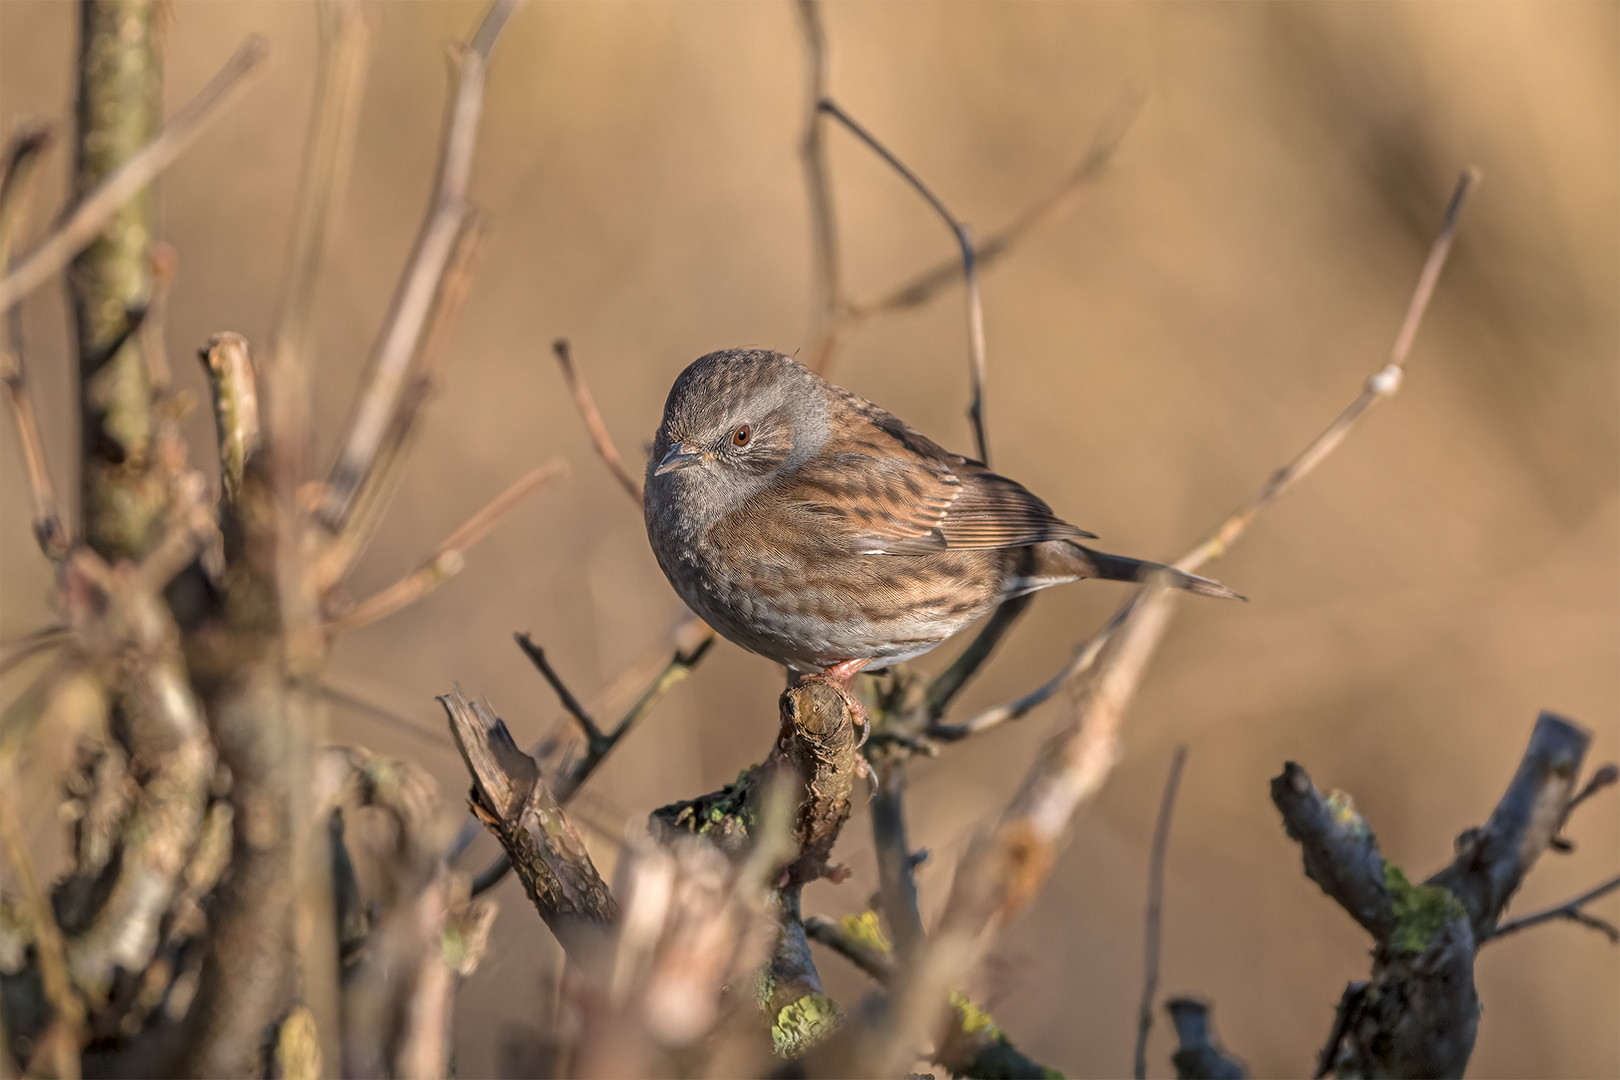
{"left": 515, "top": 631, "right": 605, "bottom": 745}
{"left": 796, "top": 0, "right": 843, "bottom": 372}
{"left": 934, "top": 166, "right": 1482, "bottom": 742}
{"left": 1136, "top": 744, "right": 1189, "bottom": 1080}
{"left": 819, "top": 99, "right": 990, "bottom": 465}
{"left": 552, "top": 338, "right": 641, "bottom": 502}
{"left": 327, "top": 457, "right": 566, "bottom": 634}
{"left": 1483, "top": 873, "right": 1620, "bottom": 944}
{"left": 0, "top": 36, "right": 270, "bottom": 313}
{"left": 317, "top": 0, "right": 519, "bottom": 528}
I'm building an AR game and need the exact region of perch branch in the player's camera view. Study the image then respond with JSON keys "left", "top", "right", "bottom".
{"left": 552, "top": 337, "right": 641, "bottom": 502}
{"left": 936, "top": 166, "right": 1481, "bottom": 742}
{"left": 820, "top": 98, "right": 990, "bottom": 464}
{"left": 440, "top": 686, "right": 616, "bottom": 957}
{"left": 326, "top": 457, "right": 566, "bottom": 633}
{"left": 1137, "top": 744, "right": 1189, "bottom": 1080}
{"left": 1483, "top": 873, "right": 1620, "bottom": 944}
{"left": 317, "top": 0, "right": 518, "bottom": 528}
{"left": 0, "top": 36, "right": 269, "bottom": 313}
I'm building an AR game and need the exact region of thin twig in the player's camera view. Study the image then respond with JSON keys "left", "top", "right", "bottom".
{"left": 1136, "top": 744, "right": 1189, "bottom": 1080}
{"left": 934, "top": 167, "right": 1481, "bottom": 741}
{"left": 315, "top": 213, "right": 486, "bottom": 587}
{"left": 327, "top": 457, "right": 566, "bottom": 633}
{"left": 1482, "top": 873, "right": 1620, "bottom": 942}
{"left": 871, "top": 759, "right": 926, "bottom": 961}
{"left": 138, "top": 242, "right": 177, "bottom": 393}
{"left": 0, "top": 624, "right": 70, "bottom": 676}
{"left": 796, "top": 0, "right": 843, "bottom": 372}
{"left": 819, "top": 99, "right": 990, "bottom": 464}
{"left": 317, "top": 0, "right": 518, "bottom": 528}
{"left": 515, "top": 631, "right": 605, "bottom": 744}
{"left": 552, "top": 338, "right": 641, "bottom": 502}
{"left": 0, "top": 783, "right": 84, "bottom": 1080}
{"left": 804, "top": 914, "right": 896, "bottom": 983}
{"left": 470, "top": 632, "right": 715, "bottom": 896}
{"left": 321, "top": 676, "right": 455, "bottom": 749}
{"left": 0, "top": 36, "right": 269, "bottom": 312}
{"left": 852, "top": 88, "right": 1145, "bottom": 319}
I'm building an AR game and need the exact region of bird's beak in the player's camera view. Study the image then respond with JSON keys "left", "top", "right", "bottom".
{"left": 654, "top": 442, "right": 705, "bottom": 476}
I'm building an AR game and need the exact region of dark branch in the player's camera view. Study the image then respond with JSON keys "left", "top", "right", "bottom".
{"left": 1137, "top": 745, "right": 1189, "bottom": 1080}
{"left": 1483, "top": 872, "right": 1620, "bottom": 944}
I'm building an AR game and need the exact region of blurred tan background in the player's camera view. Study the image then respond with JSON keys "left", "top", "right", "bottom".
{"left": 2, "top": 2, "right": 1616, "bottom": 1076}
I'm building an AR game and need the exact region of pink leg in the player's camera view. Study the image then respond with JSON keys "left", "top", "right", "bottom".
{"left": 815, "top": 658, "right": 872, "bottom": 749}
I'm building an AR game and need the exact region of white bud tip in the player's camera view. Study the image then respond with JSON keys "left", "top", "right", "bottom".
{"left": 1367, "top": 364, "right": 1403, "bottom": 396}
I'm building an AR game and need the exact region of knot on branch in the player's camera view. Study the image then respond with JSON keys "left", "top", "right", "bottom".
{"left": 651, "top": 678, "right": 858, "bottom": 887}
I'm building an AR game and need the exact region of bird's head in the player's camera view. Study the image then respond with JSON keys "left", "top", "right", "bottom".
{"left": 645, "top": 349, "right": 829, "bottom": 519}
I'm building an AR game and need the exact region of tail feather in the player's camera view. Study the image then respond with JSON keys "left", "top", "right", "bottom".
{"left": 1073, "top": 545, "right": 1246, "bottom": 602}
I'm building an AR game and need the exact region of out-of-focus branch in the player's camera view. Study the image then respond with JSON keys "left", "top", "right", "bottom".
{"left": 1165, "top": 999, "right": 1247, "bottom": 1080}
{"left": 2, "top": 124, "right": 68, "bottom": 559}
{"left": 1483, "top": 873, "right": 1620, "bottom": 943}
{"left": 316, "top": 0, "right": 518, "bottom": 529}
{"left": 199, "top": 331, "right": 262, "bottom": 507}
{"left": 441, "top": 687, "right": 616, "bottom": 956}
{"left": 325, "top": 458, "right": 566, "bottom": 634}
{"left": 824, "top": 578, "right": 1177, "bottom": 1077}
{"left": 805, "top": 912, "right": 896, "bottom": 982}
{"left": 314, "top": 214, "right": 486, "bottom": 588}
{"left": 935, "top": 167, "right": 1481, "bottom": 743}
{"left": 0, "top": 35, "right": 269, "bottom": 314}
{"left": 321, "top": 674, "right": 455, "bottom": 749}
{"left": 0, "top": 624, "right": 70, "bottom": 675}
{"left": 1136, "top": 745, "right": 1188, "bottom": 1080}
{"left": 1270, "top": 763, "right": 1394, "bottom": 938}
{"left": 871, "top": 757, "right": 926, "bottom": 960}
{"left": 552, "top": 338, "right": 641, "bottom": 502}
{"left": 796, "top": 0, "right": 842, "bottom": 372}
{"left": 1428, "top": 711, "right": 1592, "bottom": 938}
{"left": 0, "top": 783, "right": 84, "bottom": 1080}
{"left": 819, "top": 99, "right": 990, "bottom": 465}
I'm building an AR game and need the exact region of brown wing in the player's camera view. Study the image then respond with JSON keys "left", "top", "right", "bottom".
{"left": 785, "top": 388, "right": 1096, "bottom": 556}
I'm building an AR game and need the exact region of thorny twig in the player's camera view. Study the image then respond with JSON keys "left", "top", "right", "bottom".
{"left": 932, "top": 166, "right": 1482, "bottom": 742}
{"left": 1137, "top": 744, "right": 1189, "bottom": 1080}
{"left": 552, "top": 338, "right": 642, "bottom": 502}
{"left": 318, "top": 0, "right": 519, "bottom": 528}
{"left": 0, "top": 37, "right": 270, "bottom": 313}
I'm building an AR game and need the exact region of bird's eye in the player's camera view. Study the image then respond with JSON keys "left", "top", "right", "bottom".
{"left": 732, "top": 425, "right": 752, "bottom": 447}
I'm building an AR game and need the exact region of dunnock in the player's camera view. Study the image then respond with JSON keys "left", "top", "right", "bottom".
{"left": 643, "top": 349, "right": 1241, "bottom": 698}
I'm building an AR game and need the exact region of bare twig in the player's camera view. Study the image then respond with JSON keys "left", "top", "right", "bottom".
{"left": 871, "top": 758, "right": 926, "bottom": 961}
{"left": 936, "top": 167, "right": 1481, "bottom": 741}
{"left": 1483, "top": 873, "right": 1620, "bottom": 943}
{"left": 1136, "top": 745, "right": 1189, "bottom": 1080}
{"left": 796, "top": 0, "right": 843, "bottom": 372}
{"left": 440, "top": 686, "right": 616, "bottom": 957}
{"left": 0, "top": 624, "right": 70, "bottom": 675}
{"left": 470, "top": 631, "right": 714, "bottom": 896}
{"left": 314, "top": 213, "right": 486, "bottom": 587}
{"left": 924, "top": 593, "right": 1032, "bottom": 720}
{"left": 199, "top": 332, "right": 262, "bottom": 506}
{"left": 0, "top": 36, "right": 269, "bottom": 312}
{"left": 1, "top": 334, "right": 67, "bottom": 557}
{"left": 552, "top": 338, "right": 642, "bottom": 502}
{"left": 1552, "top": 762, "right": 1618, "bottom": 851}
{"left": 804, "top": 913, "right": 896, "bottom": 983}
{"left": 321, "top": 675, "right": 455, "bottom": 749}
{"left": 1165, "top": 998, "right": 1247, "bottom": 1080}
{"left": 515, "top": 631, "right": 605, "bottom": 745}
{"left": 0, "top": 783, "right": 84, "bottom": 1080}
{"left": 819, "top": 99, "right": 990, "bottom": 464}
{"left": 137, "top": 242, "right": 177, "bottom": 393}
{"left": 316, "top": 0, "right": 518, "bottom": 528}
{"left": 327, "top": 458, "right": 566, "bottom": 633}
{"left": 852, "top": 89, "right": 1145, "bottom": 320}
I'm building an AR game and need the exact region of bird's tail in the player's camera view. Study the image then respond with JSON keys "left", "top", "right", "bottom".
{"left": 1070, "top": 544, "right": 1246, "bottom": 601}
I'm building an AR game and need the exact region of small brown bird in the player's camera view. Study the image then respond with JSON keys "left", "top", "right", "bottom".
{"left": 643, "top": 349, "right": 1241, "bottom": 704}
